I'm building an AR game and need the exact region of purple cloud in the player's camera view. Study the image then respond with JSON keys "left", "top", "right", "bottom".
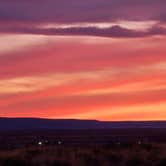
{"left": 0, "top": 0, "right": 166, "bottom": 38}
{"left": 0, "top": 24, "right": 166, "bottom": 38}
{"left": 0, "top": 0, "right": 166, "bottom": 23}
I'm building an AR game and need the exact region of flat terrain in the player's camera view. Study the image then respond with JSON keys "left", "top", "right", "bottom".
{"left": 0, "top": 129, "right": 166, "bottom": 165}
{"left": 0, "top": 128, "right": 166, "bottom": 149}
{"left": 0, "top": 142, "right": 166, "bottom": 166}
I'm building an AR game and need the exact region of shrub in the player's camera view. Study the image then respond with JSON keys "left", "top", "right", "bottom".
{"left": 105, "top": 153, "right": 123, "bottom": 165}
{"left": 51, "top": 160, "right": 71, "bottom": 166}
{"left": 157, "top": 158, "right": 166, "bottom": 166}
{"left": 0, "top": 158, "right": 28, "bottom": 166}
{"left": 126, "top": 156, "right": 144, "bottom": 166}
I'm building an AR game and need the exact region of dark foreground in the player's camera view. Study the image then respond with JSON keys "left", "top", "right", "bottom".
{"left": 0, "top": 143, "right": 166, "bottom": 166}
{"left": 0, "top": 129, "right": 166, "bottom": 165}
{"left": 1, "top": 128, "right": 166, "bottom": 149}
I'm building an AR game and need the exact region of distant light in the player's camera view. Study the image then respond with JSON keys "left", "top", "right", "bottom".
{"left": 58, "top": 141, "right": 62, "bottom": 145}
{"left": 38, "top": 141, "right": 42, "bottom": 145}
{"left": 138, "top": 141, "right": 142, "bottom": 145}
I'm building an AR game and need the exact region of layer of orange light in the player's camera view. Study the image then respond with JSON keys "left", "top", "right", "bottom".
{"left": 56, "top": 102, "right": 166, "bottom": 121}
{"left": 0, "top": 34, "right": 166, "bottom": 120}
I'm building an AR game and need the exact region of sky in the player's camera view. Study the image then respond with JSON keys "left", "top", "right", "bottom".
{"left": 0, "top": 0, "right": 166, "bottom": 121}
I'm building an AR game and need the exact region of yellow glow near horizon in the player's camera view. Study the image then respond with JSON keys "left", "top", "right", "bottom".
{"left": 59, "top": 102, "right": 166, "bottom": 121}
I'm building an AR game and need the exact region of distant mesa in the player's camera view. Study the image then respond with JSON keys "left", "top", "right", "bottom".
{"left": 0, "top": 117, "right": 166, "bottom": 130}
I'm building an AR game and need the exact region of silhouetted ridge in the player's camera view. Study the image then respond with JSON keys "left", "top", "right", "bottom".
{"left": 0, "top": 117, "right": 166, "bottom": 130}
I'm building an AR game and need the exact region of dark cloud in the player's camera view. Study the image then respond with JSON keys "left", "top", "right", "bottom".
{"left": 0, "top": 0, "right": 166, "bottom": 23}
{"left": 0, "top": 24, "right": 166, "bottom": 38}
{"left": 0, "top": 0, "right": 166, "bottom": 38}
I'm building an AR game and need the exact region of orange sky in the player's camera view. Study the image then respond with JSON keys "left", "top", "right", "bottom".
{"left": 0, "top": 34, "right": 166, "bottom": 121}
{"left": 0, "top": 0, "right": 166, "bottom": 120}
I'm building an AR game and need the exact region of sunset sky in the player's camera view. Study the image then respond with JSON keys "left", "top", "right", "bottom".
{"left": 0, "top": 0, "right": 166, "bottom": 121}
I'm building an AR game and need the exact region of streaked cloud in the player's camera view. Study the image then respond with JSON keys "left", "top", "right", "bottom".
{"left": 0, "top": 1, "right": 166, "bottom": 38}
{"left": 0, "top": 0, "right": 166, "bottom": 120}
{"left": 0, "top": 21, "right": 166, "bottom": 38}
{"left": 0, "top": 34, "right": 47, "bottom": 54}
{"left": 0, "top": 0, "right": 166, "bottom": 23}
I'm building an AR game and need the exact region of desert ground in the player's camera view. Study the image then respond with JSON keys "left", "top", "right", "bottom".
{"left": 0, "top": 129, "right": 166, "bottom": 166}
